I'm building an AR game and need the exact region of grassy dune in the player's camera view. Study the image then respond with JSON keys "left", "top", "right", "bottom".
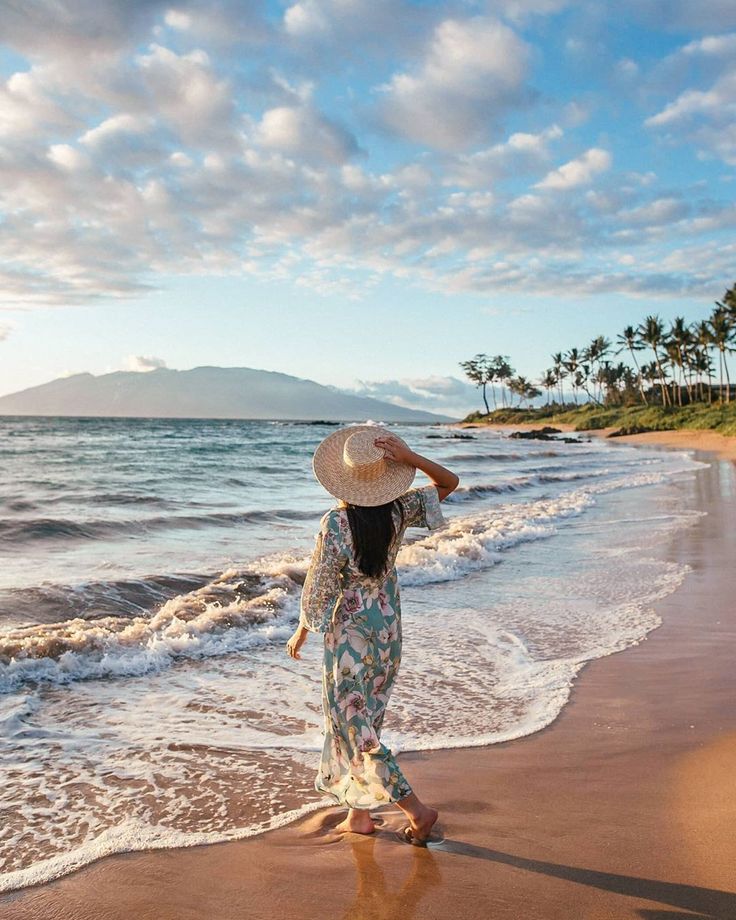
{"left": 462, "top": 402, "right": 736, "bottom": 437}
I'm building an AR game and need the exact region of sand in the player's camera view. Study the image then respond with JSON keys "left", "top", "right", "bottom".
{"left": 459, "top": 418, "right": 736, "bottom": 462}
{"left": 2, "top": 448, "right": 736, "bottom": 919}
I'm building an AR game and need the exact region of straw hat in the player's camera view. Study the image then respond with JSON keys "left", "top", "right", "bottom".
{"left": 312, "top": 424, "right": 416, "bottom": 506}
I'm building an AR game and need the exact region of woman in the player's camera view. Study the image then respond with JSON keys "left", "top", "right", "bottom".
{"left": 286, "top": 425, "right": 459, "bottom": 844}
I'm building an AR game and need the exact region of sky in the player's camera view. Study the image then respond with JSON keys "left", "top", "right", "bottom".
{"left": 0, "top": 0, "right": 734, "bottom": 418}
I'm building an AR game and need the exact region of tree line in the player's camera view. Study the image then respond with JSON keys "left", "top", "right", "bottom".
{"left": 460, "top": 282, "right": 736, "bottom": 411}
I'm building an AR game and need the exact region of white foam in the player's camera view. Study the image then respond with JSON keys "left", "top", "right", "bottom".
{"left": 0, "top": 441, "right": 708, "bottom": 893}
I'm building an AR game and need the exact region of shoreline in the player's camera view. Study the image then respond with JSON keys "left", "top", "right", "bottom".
{"left": 458, "top": 419, "right": 736, "bottom": 462}
{"left": 3, "top": 445, "right": 736, "bottom": 918}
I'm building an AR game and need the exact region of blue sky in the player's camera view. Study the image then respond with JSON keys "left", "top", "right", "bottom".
{"left": 0, "top": 1, "right": 734, "bottom": 417}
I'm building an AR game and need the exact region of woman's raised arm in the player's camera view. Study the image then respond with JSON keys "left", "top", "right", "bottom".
{"left": 373, "top": 435, "right": 459, "bottom": 501}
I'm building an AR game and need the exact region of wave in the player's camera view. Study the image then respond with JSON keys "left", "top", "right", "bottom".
{"left": 0, "top": 572, "right": 216, "bottom": 624}
{"left": 444, "top": 451, "right": 523, "bottom": 462}
{"left": 0, "top": 464, "right": 692, "bottom": 693}
{"left": 446, "top": 469, "right": 610, "bottom": 501}
{"left": 0, "top": 507, "right": 322, "bottom": 546}
{"left": 0, "top": 568, "right": 303, "bottom": 692}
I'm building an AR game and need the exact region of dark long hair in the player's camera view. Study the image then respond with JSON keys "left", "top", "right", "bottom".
{"left": 345, "top": 499, "right": 404, "bottom": 578}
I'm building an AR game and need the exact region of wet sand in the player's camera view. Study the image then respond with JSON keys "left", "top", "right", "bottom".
{"left": 460, "top": 419, "right": 736, "bottom": 462}
{"left": 3, "top": 450, "right": 736, "bottom": 919}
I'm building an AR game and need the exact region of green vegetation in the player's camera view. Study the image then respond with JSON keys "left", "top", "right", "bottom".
{"left": 462, "top": 403, "right": 736, "bottom": 437}
{"left": 460, "top": 282, "right": 736, "bottom": 436}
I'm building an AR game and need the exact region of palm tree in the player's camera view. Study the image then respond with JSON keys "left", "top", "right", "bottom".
{"left": 640, "top": 361, "right": 660, "bottom": 399}
{"left": 669, "top": 317, "right": 694, "bottom": 405}
{"left": 691, "top": 347, "right": 714, "bottom": 404}
{"left": 638, "top": 315, "right": 671, "bottom": 406}
{"left": 693, "top": 320, "right": 715, "bottom": 403}
{"left": 719, "top": 282, "right": 736, "bottom": 321}
{"left": 494, "top": 357, "right": 515, "bottom": 408}
{"left": 664, "top": 340, "right": 684, "bottom": 406}
{"left": 540, "top": 369, "right": 557, "bottom": 406}
{"left": 490, "top": 355, "right": 513, "bottom": 409}
{"left": 563, "top": 347, "right": 582, "bottom": 404}
{"left": 459, "top": 354, "right": 493, "bottom": 414}
{"left": 551, "top": 352, "right": 567, "bottom": 404}
{"left": 615, "top": 325, "right": 647, "bottom": 405}
{"left": 584, "top": 336, "right": 611, "bottom": 403}
{"left": 708, "top": 308, "right": 735, "bottom": 403}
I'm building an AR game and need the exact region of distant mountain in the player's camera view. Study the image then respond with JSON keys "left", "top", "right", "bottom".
{"left": 0, "top": 366, "right": 454, "bottom": 422}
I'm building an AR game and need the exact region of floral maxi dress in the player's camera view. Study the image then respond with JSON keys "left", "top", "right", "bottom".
{"left": 298, "top": 484, "right": 444, "bottom": 809}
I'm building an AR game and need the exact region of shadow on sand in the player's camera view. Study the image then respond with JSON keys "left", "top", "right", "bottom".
{"left": 430, "top": 838, "right": 736, "bottom": 919}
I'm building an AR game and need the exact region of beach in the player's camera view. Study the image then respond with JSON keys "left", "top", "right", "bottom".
{"left": 1, "top": 431, "right": 734, "bottom": 919}
{"left": 459, "top": 418, "right": 736, "bottom": 463}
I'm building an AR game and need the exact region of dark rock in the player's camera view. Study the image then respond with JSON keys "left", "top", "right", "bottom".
{"left": 509, "top": 427, "right": 561, "bottom": 440}
{"left": 509, "top": 427, "right": 584, "bottom": 444}
{"left": 607, "top": 425, "right": 656, "bottom": 438}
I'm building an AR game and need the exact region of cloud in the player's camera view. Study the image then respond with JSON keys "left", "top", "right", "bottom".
{"left": 126, "top": 355, "right": 167, "bottom": 372}
{"left": 281, "top": 0, "right": 432, "bottom": 61}
{"left": 625, "top": 0, "right": 736, "bottom": 31}
{"left": 0, "top": 1, "right": 171, "bottom": 60}
{"left": 0, "top": 1, "right": 732, "bottom": 314}
{"left": 484, "top": 0, "right": 570, "bottom": 21}
{"left": 134, "top": 44, "right": 237, "bottom": 149}
{"left": 0, "top": 323, "right": 12, "bottom": 342}
{"left": 535, "top": 148, "right": 611, "bottom": 190}
{"left": 348, "top": 376, "right": 478, "bottom": 418}
{"left": 645, "top": 68, "right": 736, "bottom": 165}
{"left": 446, "top": 124, "right": 563, "bottom": 188}
{"left": 377, "top": 17, "right": 532, "bottom": 151}
{"left": 256, "top": 105, "right": 360, "bottom": 163}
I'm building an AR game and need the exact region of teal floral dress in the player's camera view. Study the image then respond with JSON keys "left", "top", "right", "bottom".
{"left": 299, "top": 484, "right": 444, "bottom": 809}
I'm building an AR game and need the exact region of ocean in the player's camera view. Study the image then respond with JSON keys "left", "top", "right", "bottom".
{"left": 0, "top": 416, "right": 706, "bottom": 892}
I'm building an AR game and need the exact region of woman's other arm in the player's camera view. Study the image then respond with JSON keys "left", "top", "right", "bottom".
{"left": 374, "top": 435, "right": 459, "bottom": 501}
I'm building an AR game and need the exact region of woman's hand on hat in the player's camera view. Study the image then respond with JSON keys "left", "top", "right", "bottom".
{"left": 374, "top": 434, "right": 415, "bottom": 466}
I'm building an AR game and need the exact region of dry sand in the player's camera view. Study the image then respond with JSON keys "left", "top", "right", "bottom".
{"left": 459, "top": 418, "right": 736, "bottom": 461}
{"left": 2, "top": 449, "right": 736, "bottom": 920}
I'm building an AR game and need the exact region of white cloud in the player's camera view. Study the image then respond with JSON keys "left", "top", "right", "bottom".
{"left": 135, "top": 44, "right": 237, "bottom": 149}
{"left": 617, "top": 197, "right": 689, "bottom": 227}
{"left": 0, "top": 1, "right": 731, "bottom": 315}
{"left": 348, "top": 376, "right": 477, "bottom": 418}
{"left": 626, "top": 0, "right": 736, "bottom": 31}
{"left": 80, "top": 113, "right": 151, "bottom": 147}
{"left": 678, "top": 32, "right": 736, "bottom": 57}
{"left": 282, "top": 0, "right": 429, "bottom": 58}
{"left": 446, "top": 124, "right": 563, "bottom": 188}
{"left": 535, "top": 148, "right": 612, "bottom": 190}
{"left": 256, "top": 105, "right": 359, "bottom": 163}
{"left": 47, "top": 143, "right": 91, "bottom": 171}
{"left": 0, "top": 323, "right": 12, "bottom": 342}
{"left": 0, "top": 68, "right": 83, "bottom": 140}
{"left": 164, "top": 9, "right": 193, "bottom": 31}
{"left": 484, "top": 0, "right": 569, "bottom": 21}
{"left": 377, "top": 17, "right": 532, "bottom": 151}
{"left": 126, "top": 355, "right": 167, "bottom": 372}
{"left": 646, "top": 58, "right": 736, "bottom": 164}
{"left": 283, "top": 1, "right": 329, "bottom": 37}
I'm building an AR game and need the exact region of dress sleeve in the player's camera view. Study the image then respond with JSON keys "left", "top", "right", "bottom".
{"left": 299, "top": 511, "right": 346, "bottom": 633}
{"left": 397, "top": 484, "right": 445, "bottom": 531}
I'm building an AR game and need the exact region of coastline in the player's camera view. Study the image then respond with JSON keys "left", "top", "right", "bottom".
{"left": 459, "top": 420, "right": 736, "bottom": 462}
{"left": 3, "top": 447, "right": 736, "bottom": 918}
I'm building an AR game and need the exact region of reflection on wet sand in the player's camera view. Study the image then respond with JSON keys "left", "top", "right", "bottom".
{"left": 341, "top": 832, "right": 442, "bottom": 920}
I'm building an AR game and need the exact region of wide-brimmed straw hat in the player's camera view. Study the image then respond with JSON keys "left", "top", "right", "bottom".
{"left": 312, "top": 424, "right": 416, "bottom": 506}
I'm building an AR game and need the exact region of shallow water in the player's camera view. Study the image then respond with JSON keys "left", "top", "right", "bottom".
{"left": 0, "top": 417, "right": 705, "bottom": 890}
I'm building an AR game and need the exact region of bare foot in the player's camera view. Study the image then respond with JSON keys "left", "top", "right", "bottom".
{"left": 334, "top": 810, "right": 376, "bottom": 835}
{"left": 405, "top": 806, "right": 438, "bottom": 844}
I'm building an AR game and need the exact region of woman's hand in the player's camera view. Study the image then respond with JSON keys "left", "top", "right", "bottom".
{"left": 286, "top": 625, "right": 308, "bottom": 660}
{"left": 374, "top": 434, "right": 416, "bottom": 466}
